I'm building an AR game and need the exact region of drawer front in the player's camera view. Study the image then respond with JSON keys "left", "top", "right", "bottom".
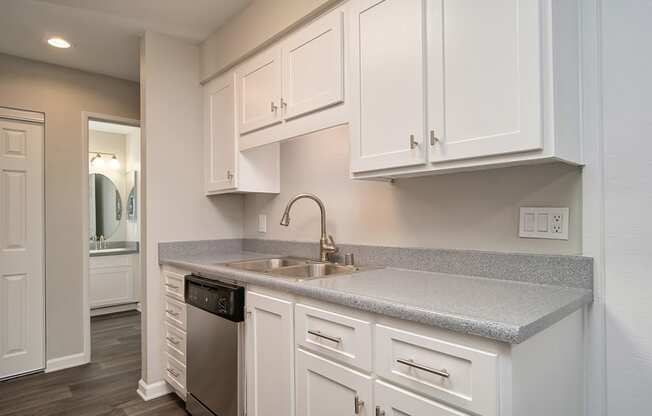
{"left": 164, "top": 321, "right": 187, "bottom": 363}
{"left": 164, "top": 353, "right": 186, "bottom": 394}
{"left": 375, "top": 379, "right": 470, "bottom": 416}
{"left": 90, "top": 254, "right": 132, "bottom": 268}
{"left": 164, "top": 296, "right": 186, "bottom": 330}
{"left": 375, "top": 324, "right": 498, "bottom": 416}
{"left": 295, "top": 303, "right": 372, "bottom": 372}
{"left": 163, "top": 270, "right": 185, "bottom": 301}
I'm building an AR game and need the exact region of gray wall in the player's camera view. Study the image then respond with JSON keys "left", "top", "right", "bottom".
{"left": 0, "top": 53, "right": 140, "bottom": 361}
{"left": 244, "top": 126, "right": 582, "bottom": 255}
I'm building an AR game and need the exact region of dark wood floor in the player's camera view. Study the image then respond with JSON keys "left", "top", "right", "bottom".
{"left": 0, "top": 311, "right": 187, "bottom": 416}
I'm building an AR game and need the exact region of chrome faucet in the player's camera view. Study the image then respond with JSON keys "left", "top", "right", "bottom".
{"left": 280, "top": 193, "right": 338, "bottom": 262}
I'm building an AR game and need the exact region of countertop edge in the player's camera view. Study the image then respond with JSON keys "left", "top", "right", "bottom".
{"left": 159, "top": 257, "right": 593, "bottom": 345}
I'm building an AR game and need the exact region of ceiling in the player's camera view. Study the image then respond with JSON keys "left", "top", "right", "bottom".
{"left": 0, "top": 0, "right": 252, "bottom": 81}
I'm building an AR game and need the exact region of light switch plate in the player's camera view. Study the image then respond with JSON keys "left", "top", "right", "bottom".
{"left": 258, "top": 214, "right": 267, "bottom": 233}
{"left": 519, "top": 207, "right": 569, "bottom": 240}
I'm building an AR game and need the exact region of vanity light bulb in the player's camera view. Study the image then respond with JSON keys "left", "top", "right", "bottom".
{"left": 110, "top": 156, "right": 120, "bottom": 170}
{"left": 92, "top": 154, "right": 104, "bottom": 168}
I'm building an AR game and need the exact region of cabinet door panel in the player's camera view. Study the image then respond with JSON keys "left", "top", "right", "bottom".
{"left": 350, "top": 0, "right": 427, "bottom": 173}
{"left": 375, "top": 380, "right": 470, "bottom": 416}
{"left": 296, "top": 349, "right": 372, "bottom": 416}
{"left": 89, "top": 266, "right": 134, "bottom": 308}
{"left": 205, "top": 73, "right": 237, "bottom": 193}
{"left": 428, "top": 0, "right": 543, "bottom": 162}
{"left": 238, "top": 48, "right": 283, "bottom": 134}
{"left": 246, "top": 291, "right": 293, "bottom": 416}
{"left": 283, "top": 9, "right": 344, "bottom": 120}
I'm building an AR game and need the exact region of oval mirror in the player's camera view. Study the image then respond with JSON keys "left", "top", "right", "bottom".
{"left": 89, "top": 173, "right": 122, "bottom": 239}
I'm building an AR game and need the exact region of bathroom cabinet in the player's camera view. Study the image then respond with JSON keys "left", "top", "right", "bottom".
{"left": 89, "top": 253, "right": 139, "bottom": 312}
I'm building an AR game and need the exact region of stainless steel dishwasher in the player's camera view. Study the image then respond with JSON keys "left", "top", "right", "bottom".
{"left": 185, "top": 275, "right": 245, "bottom": 416}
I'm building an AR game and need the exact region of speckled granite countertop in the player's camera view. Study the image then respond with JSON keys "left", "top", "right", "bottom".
{"left": 159, "top": 249, "right": 592, "bottom": 344}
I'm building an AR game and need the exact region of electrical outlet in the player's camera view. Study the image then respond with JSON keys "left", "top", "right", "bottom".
{"left": 519, "top": 207, "right": 569, "bottom": 240}
{"left": 258, "top": 214, "right": 267, "bottom": 233}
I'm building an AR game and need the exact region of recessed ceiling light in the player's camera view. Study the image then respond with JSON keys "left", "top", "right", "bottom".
{"left": 47, "top": 37, "right": 71, "bottom": 49}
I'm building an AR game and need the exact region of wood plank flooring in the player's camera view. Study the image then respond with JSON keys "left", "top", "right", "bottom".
{"left": 0, "top": 311, "right": 187, "bottom": 416}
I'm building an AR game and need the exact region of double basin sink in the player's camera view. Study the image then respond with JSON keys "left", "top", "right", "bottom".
{"left": 223, "top": 257, "right": 362, "bottom": 281}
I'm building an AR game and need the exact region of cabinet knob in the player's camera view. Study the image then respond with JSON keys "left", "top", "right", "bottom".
{"left": 430, "top": 130, "right": 440, "bottom": 145}
{"left": 270, "top": 101, "right": 278, "bottom": 113}
{"left": 354, "top": 395, "right": 365, "bottom": 414}
{"left": 375, "top": 406, "right": 385, "bottom": 416}
{"left": 410, "top": 134, "right": 419, "bottom": 149}
{"left": 226, "top": 170, "right": 234, "bottom": 180}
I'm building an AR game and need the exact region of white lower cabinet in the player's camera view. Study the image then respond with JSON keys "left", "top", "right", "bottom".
{"left": 374, "top": 379, "right": 469, "bottom": 416}
{"left": 295, "top": 349, "right": 372, "bottom": 416}
{"left": 245, "top": 290, "right": 294, "bottom": 416}
{"left": 89, "top": 254, "right": 138, "bottom": 310}
{"left": 161, "top": 266, "right": 188, "bottom": 399}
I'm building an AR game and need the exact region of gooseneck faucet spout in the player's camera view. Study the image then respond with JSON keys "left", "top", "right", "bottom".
{"left": 280, "top": 193, "right": 338, "bottom": 262}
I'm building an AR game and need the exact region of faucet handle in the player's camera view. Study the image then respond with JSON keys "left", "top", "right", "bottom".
{"left": 327, "top": 235, "right": 338, "bottom": 251}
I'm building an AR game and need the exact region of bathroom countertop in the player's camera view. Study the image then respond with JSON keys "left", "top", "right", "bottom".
{"left": 90, "top": 241, "right": 139, "bottom": 257}
{"left": 159, "top": 250, "right": 592, "bottom": 344}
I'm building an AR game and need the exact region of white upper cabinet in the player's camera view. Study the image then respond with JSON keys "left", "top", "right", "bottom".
{"left": 350, "top": 0, "right": 582, "bottom": 179}
{"left": 237, "top": 48, "right": 283, "bottom": 135}
{"left": 427, "top": 0, "right": 542, "bottom": 163}
{"left": 283, "top": 10, "right": 344, "bottom": 120}
{"left": 204, "top": 72, "right": 280, "bottom": 195}
{"left": 350, "top": 0, "right": 427, "bottom": 173}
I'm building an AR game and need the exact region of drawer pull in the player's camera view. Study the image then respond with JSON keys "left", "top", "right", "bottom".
{"left": 165, "top": 283, "right": 179, "bottom": 289}
{"left": 396, "top": 358, "right": 450, "bottom": 378}
{"left": 307, "top": 329, "right": 342, "bottom": 344}
{"left": 167, "top": 368, "right": 180, "bottom": 378}
{"left": 166, "top": 336, "right": 180, "bottom": 345}
{"left": 375, "top": 406, "right": 385, "bottom": 416}
{"left": 166, "top": 309, "right": 180, "bottom": 317}
{"left": 354, "top": 395, "right": 364, "bottom": 414}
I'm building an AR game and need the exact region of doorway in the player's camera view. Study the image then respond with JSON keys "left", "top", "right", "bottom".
{"left": 0, "top": 107, "right": 45, "bottom": 380}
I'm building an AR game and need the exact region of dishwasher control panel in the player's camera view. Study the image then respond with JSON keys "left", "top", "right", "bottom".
{"left": 185, "top": 275, "right": 245, "bottom": 322}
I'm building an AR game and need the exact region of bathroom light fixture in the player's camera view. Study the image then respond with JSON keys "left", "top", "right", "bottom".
{"left": 47, "top": 37, "right": 71, "bottom": 49}
{"left": 89, "top": 152, "right": 120, "bottom": 170}
{"left": 109, "top": 155, "right": 120, "bottom": 170}
{"left": 90, "top": 153, "right": 104, "bottom": 168}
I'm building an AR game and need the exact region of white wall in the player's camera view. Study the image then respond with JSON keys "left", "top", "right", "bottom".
{"left": 140, "top": 31, "right": 244, "bottom": 388}
{"left": 125, "top": 129, "right": 140, "bottom": 241}
{"left": 244, "top": 126, "right": 583, "bottom": 255}
{"left": 601, "top": 1, "right": 652, "bottom": 412}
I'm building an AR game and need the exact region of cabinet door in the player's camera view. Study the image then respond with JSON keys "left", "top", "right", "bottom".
{"left": 375, "top": 380, "right": 470, "bottom": 416}
{"left": 296, "top": 349, "right": 373, "bottom": 416}
{"left": 350, "top": 0, "right": 427, "bottom": 173}
{"left": 246, "top": 291, "right": 294, "bottom": 416}
{"left": 427, "top": 0, "right": 543, "bottom": 163}
{"left": 282, "top": 9, "right": 344, "bottom": 120}
{"left": 89, "top": 266, "right": 134, "bottom": 308}
{"left": 205, "top": 72, "right": 237, "bottom": 193}
{"left": 237, "top": 48, "right": 283, "bottom": 135}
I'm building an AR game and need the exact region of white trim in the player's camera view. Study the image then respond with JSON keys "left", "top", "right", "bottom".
{"left": 580, "top": 0, "right": 606, "bottom": 415}
{"left": 90, "top": 303, "right": 139, "bottom": 317}
{"left": 45, "top": 352, "right": 88, "bottom": 373}
{"left": 137, "top": 379, "right": 172, "bottom": 401}
{"left": 81, "top": 112, "right": 140, "bottom": 366}
{"left": 0, "top": 106, "right": 45, "bottom": 123}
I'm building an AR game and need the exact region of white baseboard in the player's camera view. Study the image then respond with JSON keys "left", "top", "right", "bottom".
{"left": 137, "top": 379, "right": 172, "bottom": 401}
{"left": 45, "top": 352, "right": 88, "bottom": 373}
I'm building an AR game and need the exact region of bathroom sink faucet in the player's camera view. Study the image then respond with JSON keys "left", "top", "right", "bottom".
{"left": 280, "top": 193, "right": 338, "bottom": 262}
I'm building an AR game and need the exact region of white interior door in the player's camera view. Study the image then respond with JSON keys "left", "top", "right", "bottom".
{"left": 0, "top": 117, "right": 44, "bottom": 379}
{"left": 427, "top": 0, "right": 543, "bottom": 163}
{"left": 350, "top": 0, "right": 427, "bottom": 173}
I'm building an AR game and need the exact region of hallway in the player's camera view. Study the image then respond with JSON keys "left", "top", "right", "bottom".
{"left": 0, "top": 312, "right": 186, "bottom": 415}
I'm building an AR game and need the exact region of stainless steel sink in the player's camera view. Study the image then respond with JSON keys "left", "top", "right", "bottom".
{"left": 224, "top": 257, "right": 314, "bottom": 273}
{"left": 222, "top": 257, "right": 363, "bottom": 280}
{"left": 267, "top": 263, "right": 358, "bottom": 279}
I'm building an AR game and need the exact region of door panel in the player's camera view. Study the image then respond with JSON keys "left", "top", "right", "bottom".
{"left": 428, "top": 0, "right": 543, "bottom": 162}
{"left": 205, "top": 73, "right": 237, "bottom": 193}
{"left": 237, "top": 48, "right": 283, "bottom": 134}
{"left": 350, "top": 0, "right": 427, "bottom": 173}
{"left": 283, "top": 9, "right": 344, "bottom": 120}
{"left": 0, "top": 118, "right": 44, "bottom": 379}
{"left": 375, "top": 380, "right": 470, "bottom": 416}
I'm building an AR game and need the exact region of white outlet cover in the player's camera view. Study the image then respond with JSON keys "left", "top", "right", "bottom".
{"left": 519, "top": 207, "right": 569, "bottom": 240}
{"left": 258, "top": 214, "right": 267, "bottom": 233}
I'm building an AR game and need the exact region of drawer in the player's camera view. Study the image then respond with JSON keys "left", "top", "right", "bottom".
{"left": 162, "top": 270, "right": 185, "bottom": 301}
{"left": 164, "top": 321, "right": 187, "bottom": 363}
{"left": 375, "top": 324, "right": 498, "bottom": 416}
{"left": 375, "top": 379, "right": 470, "bottom": 416}
{"left": 164, "top": 353, "right": 186, "bottom": 395}
{"left": 164, "top": 296, "right": 186, "bottom": 330}
{"left": 295, "top": 303, "right": 372, "bottom": 372}
{"left": 90, "top": 254, "right": 132, "bottom": 268}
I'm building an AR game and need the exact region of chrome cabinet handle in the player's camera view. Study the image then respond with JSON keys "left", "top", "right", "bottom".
{"left": 430, "top": 130, "right": 440, "bottom": 145}
{"left": 270, "top": 101, "right": 278, "bottom": 113}
{"left": 166, "top": 309, "right": 180, "bottom": 317}
{"left": 166, "top": 336, "right": 180, "bottom": 345}
{"left": 307, "top": 329, "right": 342, "bottom": 344}
{"left": 167, "top": 368, "right": 180, "bottom": 378}
{"left": 354, "top": 395, "right": 365, "bottom": 414}
{"left": 410, "top": 134, "right": 418, "bottom": 149}
{"left": 164, "top": 283, "right": 179, "bottom": 289}
{"left": 396, "top": 358, "right": 450, "bottom": 378}
{"left": 226, "top": 169, "right": 234, "bottom": 180}
{"left": 375, "top": 406, "right": 385, "bottom": 416}
{"left": 281, "top": 98, "right": 287, "bottom": 109}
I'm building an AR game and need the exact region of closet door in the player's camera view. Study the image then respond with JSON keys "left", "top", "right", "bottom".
{"left": 237, "top": 47, "right": 283, "bottom": 135}
{"left": 350, "top": 0, "right": 427, "bottom": 173}
{"left": 0, "top": 116, "right": 44, "bottom": 379}
{"left": 427, "top": 0, "right": 543, "bottom": 163}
